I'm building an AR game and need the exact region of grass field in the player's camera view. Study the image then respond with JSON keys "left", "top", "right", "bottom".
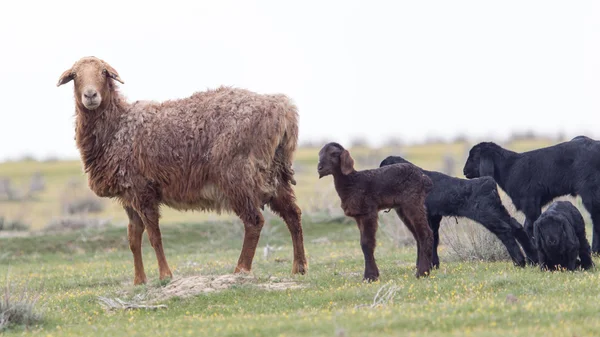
{"left": 2, "top": 137, "right": 599, "bottom": 336}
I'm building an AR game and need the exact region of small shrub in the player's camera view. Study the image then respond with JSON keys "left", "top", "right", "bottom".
{"left": 377, "top": 211, "right": 415, "bottom": 248}
{"left": 0, "top": 178, "right": 20, "bottom": 201}
{"left": 302, "top": 186, "right": 352, "bottom": 225}
{"left": 44, "top": 216, "right": 110, "bottom": 232}
{"left": 0, "top": 217, "right": 29, "bottom": 232}
{"left": 59, "top": 178, "right": 105, "bottom": 215}
{"left": 27, "top": 172, "right": 45, "bottom": 194}
{"left": 0, "top": 273, "right": 44, "bottom": 331}
{"left": 440, "top": 217, "right": 511, "bottom": 262}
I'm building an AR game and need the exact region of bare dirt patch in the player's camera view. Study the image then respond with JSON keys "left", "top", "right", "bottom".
{"left": 151, "top": 274, "right": 304, "bottom": 302}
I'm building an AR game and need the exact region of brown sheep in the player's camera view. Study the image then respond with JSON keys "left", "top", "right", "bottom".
{"left": 317, "top": 142, "right": 434, "bottom": 280}
{"left": 56, "top": 56, "right": 308, "bottom": 285}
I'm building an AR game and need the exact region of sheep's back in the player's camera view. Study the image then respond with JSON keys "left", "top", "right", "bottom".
{"left": 128, "top": 87, "right": 298, "bottom": 210}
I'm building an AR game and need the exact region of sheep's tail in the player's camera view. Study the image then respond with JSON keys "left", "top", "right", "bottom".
{"left": 274, "top": 96, "right": 300, "bottom": 186}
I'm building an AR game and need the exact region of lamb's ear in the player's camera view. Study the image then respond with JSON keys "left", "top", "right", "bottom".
{"left": 340, "top": 150, "right": 355, "bottom": 175}
{"left": 103, "top": 63, "right": 124, "bottom": 84}
{"left": 479, "top": 155, "right": 494, "bottom": 177}
{"left": 57, "top": 68, "right": 74, "bottom": 87}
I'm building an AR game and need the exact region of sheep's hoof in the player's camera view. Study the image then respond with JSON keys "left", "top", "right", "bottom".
{"left": 133, "top": 276, "right": 148, "bottom": 286}
{"left": 234, "top": 265, "right": 251, "bottom": 274}
{"left": 292, "top": 260, "right": 308, "bottom": 275}
{"left": 363, "top": 270, "right": 379, "bottom": 282}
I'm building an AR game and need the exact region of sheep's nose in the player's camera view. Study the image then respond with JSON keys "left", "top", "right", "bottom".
{"left": 317, "top": 165, "right": 323, "bottom": 171}
{"left": 84, "top": 90, "right": 98, "bottom": 99}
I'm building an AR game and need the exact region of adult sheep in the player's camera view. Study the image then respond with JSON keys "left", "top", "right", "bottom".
{"left": 57, "top": 56, "right": 308, "bottom": 285}
{"left": 463, "top": 136, "right": 600, "bottom": 254}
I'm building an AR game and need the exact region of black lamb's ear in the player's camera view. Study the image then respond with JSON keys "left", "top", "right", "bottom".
{"left": 479, "top": 156, "right": 494, "bottom": 177}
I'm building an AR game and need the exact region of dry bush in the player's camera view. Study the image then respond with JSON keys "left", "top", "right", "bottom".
{"left": 0, "top": 217, "right": 29, "bottom": 232}
{"left": 59, "top": 178, "right": 106, "bottom": 215}
{"left": 0, "top": 272, "right": 44, "bottom": 331}
{"left": 0, "top": 178, "right": 20, "bottom": 201}
{"left": 440, "top": 217, "right": 511, "bottom": 263}
{"left": 302, "top": 185, "right": 352, "bottom": 225}
{"left": 377, "top": 210, "right": 416, "bottom": 248}
{"left": 43, "top": 216, "right": 110, "bottom": 233}
{"left": 27, "top": 172, "right": 45, "bottom": 194}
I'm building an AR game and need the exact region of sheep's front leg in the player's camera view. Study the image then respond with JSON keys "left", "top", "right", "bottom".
{"left": 125, "top": 206, "right": 147, "bottom": 285}
{"left": 356, "top": 215, "right": 379, "bottom": 282}
{"left": 233, "top": 203, "right": 265, "bottom": 273}
{"left": 139, "top": 205, "right": 173, "bottom": 281}
{"left": 522, "top": 201, "right": 541, "bottom": 243}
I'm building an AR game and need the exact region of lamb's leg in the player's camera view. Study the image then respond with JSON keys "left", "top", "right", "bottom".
{"left": 395, "top": 208, "right": 420, "bottom": 270}
{"left": 233, "top": 202, "right": 265, "bottom": 274}
{"left": 537, "top": 250, "right": 548, "bottom": 271}
{"left": 356, "top": 215, "right": 379, "bottom": 282}
{"left": 429, "top": 215, "right": 442, "bottom": 269}
{"left": 124, "top": 206, "right": 147, "bottom": 285}
{"left": 566, "top": 249, "right": 579, "bottom": 271}
{"left": 579, "top": 192, "right": 600, "bottom": 254}
{"left": 268, "top": 185, "right": 308, "bottom": 275}
{"left": 139, "top": 205, "right": 173, "bottom": 281}
{"left": 509, "top": 217, "right": 538, "bottom": 265}
{"left": 405, "top": 206, "right": 433, "bottom": 278}
{"left": 522, "top": 202, "right": 541, "bottom": 244}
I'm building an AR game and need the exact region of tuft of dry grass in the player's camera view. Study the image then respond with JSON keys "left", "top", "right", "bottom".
{"left": 440, "top": 217, "right": 511, "bottom": 263}
{"left": 0, "top": 271, "right": 44, "bottom": 331}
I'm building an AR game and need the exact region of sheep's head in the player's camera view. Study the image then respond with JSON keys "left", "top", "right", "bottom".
{"left": 317, "top": 142, "right": 355, "bottom": 178}
{"left": 463, "top": 142, "right": 497, "bottom": 179}
{"left": 56, "top": 56, "right": 124, "bottom": 111}
{"left": 534, "top": 214, "right": 574, "bottom": 254}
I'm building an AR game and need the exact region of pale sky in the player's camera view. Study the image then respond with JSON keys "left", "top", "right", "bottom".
{"left": 0, "top": 0, "right": 598, "bottom": 161}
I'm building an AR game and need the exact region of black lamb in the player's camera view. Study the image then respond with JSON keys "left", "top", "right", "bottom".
{"left": 462, "top": 136, "right": 600, "bottom": 254}
{"left": 380, "top": 155, "right": 537, "bottom": 268}
{"left": 533, "top": 200, "right": 594, "bottom": 271}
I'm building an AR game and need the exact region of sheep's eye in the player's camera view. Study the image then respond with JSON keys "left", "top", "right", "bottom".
{"left": 102, "top": 69, "right": 107, "bottom": 75}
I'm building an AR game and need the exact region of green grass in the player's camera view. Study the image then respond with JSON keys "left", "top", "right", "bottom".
{"left": 2, "top": 138, "right": 596, "bottom": 336}
{"left": 0, "top": 218, "right": 599, "bottom": 337}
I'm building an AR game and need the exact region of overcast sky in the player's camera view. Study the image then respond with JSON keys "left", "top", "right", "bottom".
{"left": 0, "top": 0, "right": 598, "bottom": 161}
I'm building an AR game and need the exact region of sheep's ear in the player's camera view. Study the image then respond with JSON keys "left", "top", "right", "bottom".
{"left": 479, "top": 156, "right": 494, "bottom": 177}
{"left": 103, "top": 63, "right": 124, "bottom": 84}
{"left": 57, "top": 68, "right": 74, "bottom": 87}
{"left": 340, "top": 150, "right": 355, "bottom": 175}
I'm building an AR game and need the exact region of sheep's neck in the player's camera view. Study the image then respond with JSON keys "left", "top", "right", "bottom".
{"left": 332, "top": 170, "right": 358, "bottom": 200}
{"left": 74, "top": 91, "right": 128, "bottom": 194}
{"left": 490, "top": 148, "right": 518, "bottom": 191}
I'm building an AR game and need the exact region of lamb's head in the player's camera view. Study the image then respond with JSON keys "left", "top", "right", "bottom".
{"left": 463, "top": 142, "right": 498, "bottom": 179}
{"left": 534, "top": 213, "right": 575, "bottom": 255}
{"left": 317, "top": 142, "right": 355, "bottom": 178}
{"left": 56, "top": 56, "right": 124, "bottom": 111}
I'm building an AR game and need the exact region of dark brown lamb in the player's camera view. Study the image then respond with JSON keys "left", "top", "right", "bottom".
{"left": 317, "top": 142, "right": 434, "bottom": 280}
{"left": 57, "top": 56, "right": 308, "bottom": 285}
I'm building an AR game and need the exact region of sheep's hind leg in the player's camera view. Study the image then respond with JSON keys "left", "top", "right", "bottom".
{"left": 268, "top": 185, "right": 308, "bottom": 275}
{"left": 395, "top": 208, "right": 421, "bottom": 270}
{"left": 233, "top": 202, "right": 265, "bottom": 274}
{"left": 405, "top": 206, "right": 434, "bottom": 278}
{"left": 429, "top": 215, "right": 442, "bottom": 269}
{"left": 139, "top": 205, "right": 173, "bottom": 281}
{"left": 125, "top": 206, "right": 147, "bottom": 285}
{"left": 579, "top": 192, "right": 600, "bottom": 255}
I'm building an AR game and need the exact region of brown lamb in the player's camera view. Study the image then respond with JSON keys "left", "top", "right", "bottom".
{"left": 317, "top": 142, "right": 434, "bottom": 280}
{"left": 56, "top": 56, "right": 308, "bottom": 285}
